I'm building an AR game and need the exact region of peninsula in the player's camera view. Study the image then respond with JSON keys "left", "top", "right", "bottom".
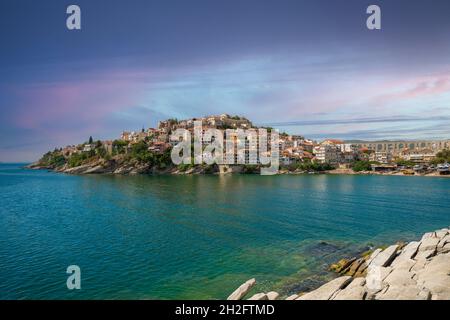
{"left": 28, "top": 114, "right": 450, "bottom": 176}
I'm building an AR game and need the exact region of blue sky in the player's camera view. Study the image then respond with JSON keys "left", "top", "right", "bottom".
{"left": 1, "top": 0, "right": 450, "bottom": 161}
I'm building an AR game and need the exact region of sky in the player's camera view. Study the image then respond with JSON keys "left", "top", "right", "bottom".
{"left": 1, "top": 0, "right": 450, "bottom": 162}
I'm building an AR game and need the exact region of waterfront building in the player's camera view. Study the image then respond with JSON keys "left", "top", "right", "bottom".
{"left": 370, "top": 151, "right": 393, "bottom": 164}
{"left": 400, "top": 149, "right": 436, "bottom": 164}
{"left": 314, "top": 143, "right": 342, "bottom": 164}
{"left": 349, "top": 140, "right": 450, "bottom": 155}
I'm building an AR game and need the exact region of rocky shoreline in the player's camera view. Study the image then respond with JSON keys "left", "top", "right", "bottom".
{"left": 27, "top": 161, "right": 450, "bottom": 177}
{"left": 26, "top": 158, "right": 215, "bottom": 175}
{"left": 227, "top": 227, "right": 450, "bottom": 300}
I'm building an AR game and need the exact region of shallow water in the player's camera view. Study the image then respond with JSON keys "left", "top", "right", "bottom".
{"left": 1, "top": 163, "right": 449, "bottom": 299}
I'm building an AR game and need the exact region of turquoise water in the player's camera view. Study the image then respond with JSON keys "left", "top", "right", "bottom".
{"left": 1, "top": 163, "right": 450, "bottom": 299}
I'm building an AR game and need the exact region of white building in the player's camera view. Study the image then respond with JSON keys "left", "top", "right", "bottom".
{"left": 314, "top": 144, "right": 341, "bottom": 164}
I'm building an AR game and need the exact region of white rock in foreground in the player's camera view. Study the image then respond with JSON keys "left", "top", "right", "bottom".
{"left": 369, "top": 245, "right": 399, "bottom": 268}
{"left": 229, "top": 227, "right": 450, "bottom": 301}
{"left": 296, "top": 276, "right": 352, "bottom": 300}
{"left": 415, "top": 253, "right": 450, "bottom": 300}
{"left": 227, "top": 278, "right": 256, "bottom": 300}
{"left": 266, "top": 291, "right": 280, "bottom": 300}
{"left": 332, "top": 277, "right": 366, "bottom": 300}
{"left": 248, "top": 293, "right": 268, "bottom": 300}
{"left": 391, "top": 241, "right": 420, "bottom": 267}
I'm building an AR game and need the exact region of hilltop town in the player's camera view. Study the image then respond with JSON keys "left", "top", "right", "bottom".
{"left": 29, "top": 114, "right": 450, "bottom": 176}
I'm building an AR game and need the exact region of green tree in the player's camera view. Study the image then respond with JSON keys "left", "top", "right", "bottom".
{"left": 130, "top": 141, "right": 154, "bottom": 163}
{"left": 431, "top": 149, "right": 450, "bottom": 165}
{"left": 68, "top": 153, "right": 88, "bottom": 168}
{"left": 352, "top": 161, "right": 373, "bottom": 172}
{"left": 394, "top": 158, "right": 415, "bottom": 167}
{"left": 112, "top": 140, "right": 128, "bottom": 154}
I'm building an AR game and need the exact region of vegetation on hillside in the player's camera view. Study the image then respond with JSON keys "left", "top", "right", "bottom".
{"left": 35, "top": 136, "right": 175, "bottom": 171}
{"left": 286, "top": 160, "right": 334, "bottom": 172}
{"left": 431, "top": 149, "right": 450, "bottom": 165}
{"left": 40, "top": 150, "right": 66, "bottom": 168}
{"left": 394, "top": 158, "right": 416, "bottom": 167}
{"left": 352, "top": 160, "right": 380, "bottom": 172}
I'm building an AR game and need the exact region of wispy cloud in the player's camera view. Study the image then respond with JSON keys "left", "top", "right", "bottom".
{"left": 263, "top": 115, "right": 450, "bottom": 127}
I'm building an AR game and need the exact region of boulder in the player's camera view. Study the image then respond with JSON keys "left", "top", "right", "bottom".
{"left": 64, "top": 164, "right": 91, "bottom": 174}
{"left": 383, "top": 259, "right": 416, "bottom": 287}
{"left": 248, "top": 293, "right": 268, "bottom": 300}
{"left": 83, "top": 165, "right": 107, "bottom": 174}
{"left": 227, "top": 278, "right": 256, "bottom": 300}
{"left": 366, "top": 266, "right": 392, "bottom": 293}
{"left": 296, "top": 276, "right": 352, "bottom": 300}
{"left": 369, "top": 245, "right": 399, "bottom": 268}
{"left": 415, "top": 237, "right": 440, "bottom": 260}
{"left": 375, "top": 285, "right": 425, "bottom": 300}
{"left": 330, "top": 258, "right": 355, "bottom": 273}
{"left": 410, "top": 257, "right": 430, "bottom": 272}
{"left": 391, "top": 241, "right": 420, "bottom": 266}
{"left": 437, "top": 234, "right": 450, "bottom": 250}
{"left": 366, "top": 248, "right": 382, "bottom": 266}
{"left": 332, "top": 277, "right": 366, "bottom": 300}
{"left": 421, "top": 232, "right": 437, "bottom": 241}
{"left": 415, "top": 253, "right": 450, "bottom": 300}
{"left": 435, "top": 228, "right": 449, "bottom": 239}
{"left": 280, "top": 228, "right": 450, "bottom": 301}
{"left": 342, "top": 258, "right": 365, "bottom": 277}
{"left": 353, "top": 262, "right": 368, "bottom": 278}
{"left": 419, "top": 236, "right": 440, "bottom": 251}
{"left": 266, "top": 291, "right": 280, "bottom": 300}
{"left": 437, "top": 242, "right": 450, "bottom": 254}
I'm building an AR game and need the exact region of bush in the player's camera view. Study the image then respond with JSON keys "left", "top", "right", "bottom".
{"left": 39, "top": 151, "right": 66, "bottom": 168}
{"left": 431, "top": 149, "right": 450, "bottom": 165}
{"left": 49, "top": 154, "right": 66, "bottom": 167}
{"left": 394, "top": 159, "right": 415, "bottom": 167}
{"left": 96, "top": 146, "right": 107, "bottom": 158}
{"left": 68, "top": 153, "right": 88, "bottom": 168}
{"left": 112, "top": 140, "right": 128, "bottom": 154}
{"left": 294, "top": 161, "right": 334, "bottom": 172}
{"left": 352, "top": 161, "right": 373, "bottom": 172}
{"left": 130, "top": 141, "right": 153, "bottom": 163}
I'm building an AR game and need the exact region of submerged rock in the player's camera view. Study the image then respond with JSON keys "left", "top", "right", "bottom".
{"left": 329, "top": 258, "right": 355, "bottom": 273}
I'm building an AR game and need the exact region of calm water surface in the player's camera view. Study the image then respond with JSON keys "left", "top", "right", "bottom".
{"left": 1, "top": 163, "right": 449, "bottom": 299}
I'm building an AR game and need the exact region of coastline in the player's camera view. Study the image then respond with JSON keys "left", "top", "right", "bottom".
{"left": 26, "top": 162, "right": 450, "bottom": 178}
{"left": 228, "top": 226, "right": 450, "bottom": 300}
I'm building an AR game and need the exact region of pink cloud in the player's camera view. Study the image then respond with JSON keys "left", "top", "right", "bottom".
{"left": 10, "top": 70, "right": 148, "bottom": 133}
{"left": 370, "top": 72, "right": 450, "bottom": 107}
